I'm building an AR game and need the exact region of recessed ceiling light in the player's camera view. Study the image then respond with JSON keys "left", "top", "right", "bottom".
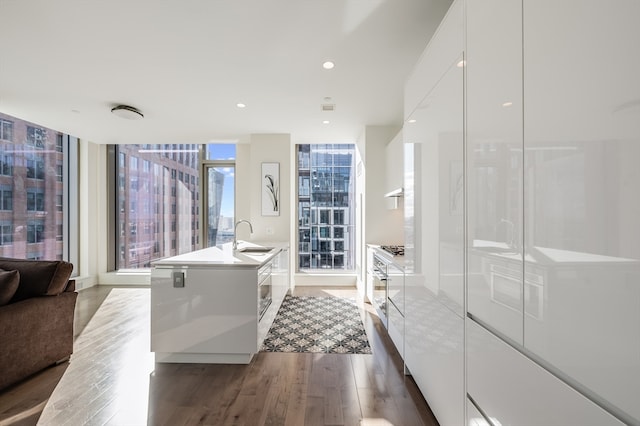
{"left": 236, "top": 103, "right": 246, "bottom": 108}
{"left": 322, "top": 120, "right": 330, "bottom": 124}
{"left": 456, "top": 60, "right": 466, "bottom": 68}
{"left": 408, "top": 119, "right": 417, "bottom": 123}
{"left": 502, "top": 101, "right": 513, "bottom": 107}
{"left": 322, "top": 61, "right": 335, "bottom": 70}
{"left": 111, "top": 105, "right": 144, "bottom": 120}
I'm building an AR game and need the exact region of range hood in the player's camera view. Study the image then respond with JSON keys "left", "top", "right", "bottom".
{"left": 384, "top": 188, "right": 404, "bottom": 209}
{"left": 384, "top": 188, "right": 404, "bottom": 198}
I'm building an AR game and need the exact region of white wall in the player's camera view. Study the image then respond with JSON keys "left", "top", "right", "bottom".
{"left": 242, "top": 133, "right": 291, "bottom": 243}
{"left": 363, "top": 125, "right": 403, "bottom": 245}
{"left": 77, "top": 140, "right": 108, "bottom": 289}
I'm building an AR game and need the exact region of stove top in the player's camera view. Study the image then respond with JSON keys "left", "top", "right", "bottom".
{"left": 380, "top": 245, "right": 405, "bottom": 256}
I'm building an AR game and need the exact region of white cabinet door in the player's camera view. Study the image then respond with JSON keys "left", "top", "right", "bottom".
{"left": 523, "top": 1, "right": 640, "bottom": 422}
{"left": 387, "top": 261, "right": 404, "bottom": 358}
{"left": 402, "top": 2, "right": 465, "bottom": 424}
{"left": 404, "top": 282, "right": 464, "bottom": 426}
{"left": 466, "top": 0, "right": 524, "bottom": 344}
{"left": 467, "top": 320, "right": 623, "bottom": 426}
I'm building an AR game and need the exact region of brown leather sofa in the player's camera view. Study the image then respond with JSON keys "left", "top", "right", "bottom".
{"left": 0, "top": 257, "right": 77, "bottom": 391}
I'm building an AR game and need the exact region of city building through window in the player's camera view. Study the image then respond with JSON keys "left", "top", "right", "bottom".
{"left": 115, "top": 144, "right": 200, "bottom": 269}
{"left": 296, "top": 144, "right": 356, "bottom": 271}
{"left": 115, "top": 143, "right": 235, "bottom": 269}
{"left": 0, "top": 112, "right": 73, "bottom": 262}
{"left": 204, "top": 144, "right": 235, "bottom": 247}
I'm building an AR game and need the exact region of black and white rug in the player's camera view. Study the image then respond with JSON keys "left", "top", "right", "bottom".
{"left": 260, "top": 295, "right": 372, "bottom": 354}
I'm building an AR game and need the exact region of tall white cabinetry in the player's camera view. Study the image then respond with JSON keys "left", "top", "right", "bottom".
{"left": 402, "top": 0, "right": 639, "bottom": 424}
{"left": 465, "top": 1, "right": 639, "bottom": 425}
{"left": 466, "top": 0, "right": 524, "bottom": 344}
{"left": 403, "top": 2, "right": 464, "bottom": 425}
{"left": 522, "top": 1, "right": 640, "bottom": 422}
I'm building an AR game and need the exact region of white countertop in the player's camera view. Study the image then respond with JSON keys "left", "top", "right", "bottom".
{"left": 151, "top": 241, "right": 288, "bottom": 268}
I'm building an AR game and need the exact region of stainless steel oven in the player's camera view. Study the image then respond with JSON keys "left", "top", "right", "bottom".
{"left": 372, "top": 253, "right": 388, "bottom": 327}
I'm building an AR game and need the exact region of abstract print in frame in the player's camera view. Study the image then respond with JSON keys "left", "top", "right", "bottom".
{"left": 262, "top": 162, "right": 280, "bottom": 216}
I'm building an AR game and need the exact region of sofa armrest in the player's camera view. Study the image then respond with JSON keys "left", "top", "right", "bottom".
{"left": 64, "top": 279, "right": 76, "bottom": 292}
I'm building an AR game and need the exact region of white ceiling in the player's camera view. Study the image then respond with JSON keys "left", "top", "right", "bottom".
{"left": 0, "top": 0, "right": 452, "bottom": 145}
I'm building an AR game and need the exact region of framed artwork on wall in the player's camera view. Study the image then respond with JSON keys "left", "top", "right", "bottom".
{"left": 262, "top": 162, "right": 280, "bottom": 216}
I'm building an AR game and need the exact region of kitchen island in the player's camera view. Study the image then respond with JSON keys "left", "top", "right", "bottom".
{"left": 150, "top": 241, "right": 289, "bottom": 364}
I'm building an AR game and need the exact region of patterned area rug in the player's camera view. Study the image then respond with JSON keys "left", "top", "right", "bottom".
{"left": 260, "top": 296, "right": 372, "bottom": 354}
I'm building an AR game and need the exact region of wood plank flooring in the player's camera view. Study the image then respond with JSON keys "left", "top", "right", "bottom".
{"left": 0, "top": 286, "right": 438, "bottom": 426}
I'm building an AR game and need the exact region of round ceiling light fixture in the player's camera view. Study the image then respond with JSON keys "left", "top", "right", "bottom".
{"left": 322, "top": 61, "right": 335, "bottom": 70}
{"left": 111, "top": 105, "right": 144, "bottom": 120}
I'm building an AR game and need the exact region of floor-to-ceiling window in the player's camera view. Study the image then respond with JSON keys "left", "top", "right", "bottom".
{"left": 204, "top": 144, "right": 235, "bottom": 247}
{"left": 115, "top": 144, "right": 200, "bottom": 269}
{"left": 0, "top": 112, "right": 77, "bottom": 265}
{"left": 113, "top": 143, "right": 235, "bottom": 269}
{"left": 296, "top": 144, "right": 356, "bottom": 271}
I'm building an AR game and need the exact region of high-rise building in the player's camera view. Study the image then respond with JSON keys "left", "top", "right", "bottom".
{"left": 116, "top": 144, "right": 201, "bottom": 268}
{"left": 297, "top": 144, "right": 356, "bottom": 270}
{"left": 207, "top": 168, "right": 225, "bottom": 247}
{"left": 0, "top": 112, "right": 66, "bottom": 261}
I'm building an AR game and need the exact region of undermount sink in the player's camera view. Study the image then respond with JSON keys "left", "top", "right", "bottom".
{"left": 238, "top": 246, "right": 274, "bottom": 253}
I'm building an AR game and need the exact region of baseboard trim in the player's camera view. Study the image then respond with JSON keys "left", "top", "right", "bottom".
{"left": 293, "top": 273, "right": 357, "bottom": 286}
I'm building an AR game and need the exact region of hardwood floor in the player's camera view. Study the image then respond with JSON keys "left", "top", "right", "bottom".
{"left": 0, "top": 286, "right": 438, "bottom": 426}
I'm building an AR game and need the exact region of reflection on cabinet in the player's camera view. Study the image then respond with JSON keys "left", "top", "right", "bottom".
{"left": 467, "top": 320, "right": 623, "bottom": 426}
{"left": 403, "top": 1, "right": 464, "bottom": 425}
{"left": 522, "top": 1, "right": 640, "bottom": 421}
{"left": 402, "top": 0, "right": 639, "bottom": 424}
{"left": 386, "top": 260, "right": 405, "bottom": 360}
{"left": 403, "top": 279, "right": 464, "bottom": 426}
{"left": 466, "top": 0, "right": 524, "bottom": 344}
{"left": 464, "top": 0, "right": 640, "bottom": 423}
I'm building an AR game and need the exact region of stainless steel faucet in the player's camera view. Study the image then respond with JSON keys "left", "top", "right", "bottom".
{"left": 233, "top": 220, "right": 253, "bottom": 250}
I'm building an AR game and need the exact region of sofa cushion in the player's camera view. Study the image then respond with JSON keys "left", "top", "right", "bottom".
{"left": 0, "top": 258, "right": 73, "bottom": 302}
{"left": 0, "top": 268, "right": 20, "bottom": 306}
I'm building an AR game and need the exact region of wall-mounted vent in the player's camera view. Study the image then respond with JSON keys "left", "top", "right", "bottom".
{"left": 321, "top": 104, "right": 335, "bottom": 112}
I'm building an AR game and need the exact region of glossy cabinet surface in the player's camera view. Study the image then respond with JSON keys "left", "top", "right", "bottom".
{"left": 466, "top": 0, "right": 524, "bottom": 344}
{"left": 151, "top": 266, "right": 258, "bottom": 363}
{"left": 402, "top": 2, "right": 464, "bottom": 424}
{"left": 386, "top": 260, "right": 405, "bottom": 359}
{"left": 467, "top": 320, "right": 623, "bottom": 426}
{"left": 467, "top": 398, "right": 489, "bottom": 426}
{"left": 151, "top": 247, "right": 289, "bottom": 364}
{"left": 523, "top": 1, "right": 640, "bottom": 421}
{"left": 401, "top": 0, "right": 640, "bottom": 424}
{"left": 258, "top": 248, "right": 289, "bottom": 345}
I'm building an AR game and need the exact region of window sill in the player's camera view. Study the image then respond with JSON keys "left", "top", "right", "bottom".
{"left": 99, "top": 270, "right": 151, "bottom": 286}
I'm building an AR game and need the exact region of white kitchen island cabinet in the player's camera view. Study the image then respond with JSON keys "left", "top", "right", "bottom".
{"left": 150, "top": 242, "right": 289, "bottom": 364}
